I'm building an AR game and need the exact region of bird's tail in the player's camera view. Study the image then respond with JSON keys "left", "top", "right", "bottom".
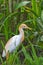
{"left": 2, "top": 50, "right": 6, "bottom": 58}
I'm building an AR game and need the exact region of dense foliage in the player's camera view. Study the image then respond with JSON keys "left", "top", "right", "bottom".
{"left": 0, "top": 0, "right": 43, "bottom": 65}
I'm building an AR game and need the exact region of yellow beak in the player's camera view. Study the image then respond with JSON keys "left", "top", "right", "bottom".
{"left": 26, "top": 26, "right": 32, "bottom": 30}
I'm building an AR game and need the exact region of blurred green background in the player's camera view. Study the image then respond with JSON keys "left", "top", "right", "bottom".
{"left": 0, "top": 0, "right": 43, "bottom": 65}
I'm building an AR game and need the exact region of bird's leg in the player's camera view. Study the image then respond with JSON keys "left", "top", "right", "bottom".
{"left": 6, "top": 52, "right": 9, "bottom": 60}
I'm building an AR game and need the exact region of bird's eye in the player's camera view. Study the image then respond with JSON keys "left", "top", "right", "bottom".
{"left": 24, "top": 26, "right": 25, "bottom": 27}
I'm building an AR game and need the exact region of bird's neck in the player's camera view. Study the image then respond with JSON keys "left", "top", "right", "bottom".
{"left": 19, "top": 28, "right": 24, "bottom": 42}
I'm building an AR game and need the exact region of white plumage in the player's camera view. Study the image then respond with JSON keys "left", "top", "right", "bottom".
{"left": 2, "top": 24, "right": 32, "bottom": 58}
{"left": 2, "top": 35, "right": 22, "bottom": 57}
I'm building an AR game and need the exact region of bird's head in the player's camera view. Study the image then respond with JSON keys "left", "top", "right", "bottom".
{"left": 19, "top": 24, "right": 32, "bottom": 31}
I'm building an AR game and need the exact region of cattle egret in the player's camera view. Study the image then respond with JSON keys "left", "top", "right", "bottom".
{"left": 2, "top": 24, "right": 32, "bottom": 58}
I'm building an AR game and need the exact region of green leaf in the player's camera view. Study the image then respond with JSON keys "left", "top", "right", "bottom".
{"left": 40, "top": 35, "right": 43, "bottom": 42}
{"left": 30, "top": 43, "right": 39, "bottom": 65}
{"left": 15, "top": 1, "right": 31, "bottom": 9}
{"left": 0, "top": 55, "right": 3, "bottom": 63}
{"left": 0, "top": 13, "right": 3, "bottom": 20}
{"left": 22, "top": 45, "right": 33, "bottom": 65}
{"left": 41, "top": 10, "right": 43, "bottom": 21}
{"left": 1, "top": 40, "right": 5, "bottom": 49}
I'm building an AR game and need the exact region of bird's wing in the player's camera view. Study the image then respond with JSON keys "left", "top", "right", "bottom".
{"left": 2, "top": 35, "right": 21, "bottom": 57}
{"left": 5, "top": 35, "right": 18, "bottom": 52}
{"left": 2, "top": 36, "right": 16, "bottom": 57}
{"left": 5, "top": 35, "right": 21, "bottom": 52}
{"left": 5, "top": 36, "right": 16, "bottom": 49}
